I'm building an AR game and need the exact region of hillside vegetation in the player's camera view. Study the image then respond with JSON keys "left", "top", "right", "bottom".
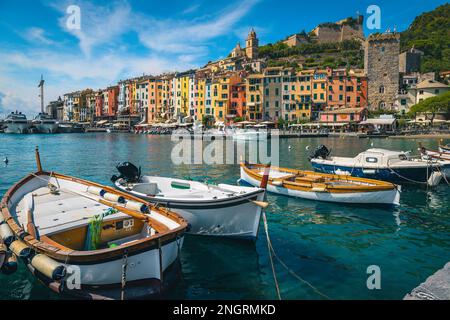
{"left": 400, "top": 3, "right": 450, "bottom": 73}
{"left": 259, "top": 40, "right": 364, "bottom": 70}
{"left": 256, "top": 4, "right": 449, "bottom": 73}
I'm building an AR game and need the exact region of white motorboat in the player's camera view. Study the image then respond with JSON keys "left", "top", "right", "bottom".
{"left": 112, "top": 163, "right": 267, "bottom": 240}
{"left": 309, "top": 145, "right": 443, "bottom": 186}
{"left": 32, "top": 113, "right": 58, "bottom": 133}
{"left": 233, "top": 128, "right": 268, "bottom": 141}
{"left": 0, "top": 148, "right": 187, "bottom": 299}
{"left": 3, "top": 111, "right": 31, "bottom": 134}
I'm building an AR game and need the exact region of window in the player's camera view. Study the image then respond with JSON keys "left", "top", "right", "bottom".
{"left": 366, "top": 157, "right": 378, "bottom": 163}
{"left": 346, "top": 96, "right": 351, "bottom": 102}
{"left": 313, "top": 83, "right": 317, "bottom": 89}
{"left": 434, "top": 89, "right": 440, "bottom": 94}
{"left": 329, "top": 95, "right": 333, "bottom": 101}
{"left": 419, "top": 90, "right": 424, "bottom": 95}
{"left": 379, "top": 86, "right": 385, "bottom": 94}
{"left": 401, "top": 99, "right": 407, "bottom": 106}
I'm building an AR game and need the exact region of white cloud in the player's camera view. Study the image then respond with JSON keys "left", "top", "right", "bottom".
{"left": 136, "top": 0, "right": 259, "bottom": 54}
{"left": 50, "top": 0, "right": 133, "bottom": 56}
{"left": 0, "top": 0, "right": 259, "bottom": 115}
{"left": 21, "top": 27, "right": 55, "bottom": 45}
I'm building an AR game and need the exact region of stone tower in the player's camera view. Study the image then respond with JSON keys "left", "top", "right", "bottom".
{"left": 245, "top": 28, "right": 259, "bottom": 60}
{"left": 364, "top": 33, "right": 400, "bottom": 110}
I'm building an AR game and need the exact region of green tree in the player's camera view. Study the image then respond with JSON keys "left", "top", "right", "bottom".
{"left": 408, "top": 91, "right": 450, "bottom": 125}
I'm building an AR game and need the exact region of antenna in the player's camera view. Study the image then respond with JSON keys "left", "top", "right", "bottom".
{"left": 38, "top": 75, "right": 45, "bottom": 114}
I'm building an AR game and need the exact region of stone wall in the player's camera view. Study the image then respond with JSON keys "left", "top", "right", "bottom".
{"left": 364, "top": 33, "right": 400, "bottom": 110}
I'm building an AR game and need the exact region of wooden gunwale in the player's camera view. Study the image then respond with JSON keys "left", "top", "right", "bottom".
{"left": 241, "top": 163, "right": 396, "bottom": 193}
{"left": 0, "top": 171, "right": 187, "bottom": 265}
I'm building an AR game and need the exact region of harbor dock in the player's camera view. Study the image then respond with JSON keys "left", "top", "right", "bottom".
{"left": 404, "top": 262, "right": 450, "bottom": 300}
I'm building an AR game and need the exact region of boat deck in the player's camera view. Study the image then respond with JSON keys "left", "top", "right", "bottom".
{"left": 15, "top": 187, "right": 126, "bottom": 236}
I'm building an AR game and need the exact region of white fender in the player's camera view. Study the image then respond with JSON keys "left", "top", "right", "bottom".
{"left": 124, "top": 200, "right": 148, "bottom": 213}
{"left": 0, "top": 223, "right": 14, "bottom": 246}
{"left": 31, "top": 254, "right": 66, "bottom": 280}
{"left": 87, "top": 186, "right": 106, "bottom": 197}
{"left": 9, "top": 240, "right": 33, "bottom": 258}
{"left": 103, "top": 192, "right": 125, "bottom": 203}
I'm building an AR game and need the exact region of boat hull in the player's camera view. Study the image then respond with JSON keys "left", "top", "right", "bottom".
{"left": 311, "top": 161, "right": 438, "bottom": 185}
{"left": 4, "top": 122, "right": 30, "bottom": 134}
{"left": 1, "top": 169, "right": 188, "bottom": 299}
{"left": 116, "top": 182, "right": 265, "bottom": 239}
{"left": 240, "top": 167, "right": 400, "bottom": 205}
{"left": 439, "top": 145, "right": 450, "bottom": 153}
{"left": 34, "top": 122, "right": 59, "bottom": 133}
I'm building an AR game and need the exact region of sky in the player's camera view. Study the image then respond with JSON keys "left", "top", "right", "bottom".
{"left": 0, "top": 0, "right": 447, "bottom": 116}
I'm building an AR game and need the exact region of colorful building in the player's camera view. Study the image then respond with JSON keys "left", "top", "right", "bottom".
{"left": 246, "top": 73, "right": 264, "bottom": 120}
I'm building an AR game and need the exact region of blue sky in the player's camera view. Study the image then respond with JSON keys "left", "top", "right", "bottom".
{"left": 0, "top": 0, "right": 447, "bottom": 116}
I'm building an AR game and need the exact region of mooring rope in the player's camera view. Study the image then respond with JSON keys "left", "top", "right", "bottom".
{"left": 262, "top": 211, "right": 281, "bottom": 300}
{"left": 262, "top": 211, "right": 332, "bottom": 300}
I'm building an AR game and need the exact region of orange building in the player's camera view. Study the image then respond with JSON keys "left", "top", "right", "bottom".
{"left": 95, "top": 90, "right": 103, "bottom": 117}
{"left": 230, "top": 82, "right": 246, "bottom": 119}
{"left": 327, "top": 68, "right": 368, "bottom": 109}
{"left": 107, "top": 86, "right": 119, "bottom": 117}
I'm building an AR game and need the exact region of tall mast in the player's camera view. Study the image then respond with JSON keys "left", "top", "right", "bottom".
{"left": 38, "top": 75, "right": 45, "bottom": 113}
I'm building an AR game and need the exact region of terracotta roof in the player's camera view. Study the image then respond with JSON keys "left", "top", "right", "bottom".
{"left": 415, "top": 79, "right": 449, "bottom": 89}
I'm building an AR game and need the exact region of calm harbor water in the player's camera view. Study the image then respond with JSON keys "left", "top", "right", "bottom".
{"left": 0, "top": 133, "right": 449, "bottom": 300}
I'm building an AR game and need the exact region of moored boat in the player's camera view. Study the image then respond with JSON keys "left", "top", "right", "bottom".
{"left": 240, "top": 162, "right": 401, "bottom": 205}
{"left": 419, "top": 146, "right": 450, "bottom": 179}
{"left": 3, "top": 111, "right": 31, "bottom": 134}
{"left": 32, "top": 113, "right": 58, "bottom": 133}
{"left": 309, "top": 145, "right": 443, "bottom": 187}
{"left": 112, "top": 162, "right": 267, "bottom": 239}
{"left": 0, "top": 148, "right": 187, "bottom": 299}
{"left": 438, "top": 143, "right": 450, "bottom": 154}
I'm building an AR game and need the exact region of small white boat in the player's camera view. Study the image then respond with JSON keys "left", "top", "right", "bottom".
{"left": 112, "top": 163, "right": 266, "bottom": 239}
{"left": 0, "top": 148, "right": 187, "bottom": 299}
{"left": 32, "top": 113, "right": 58, "bottom": 133}
{"left": 240, "top": 163, "right": 401, "bottom": 205}
{"left": 233, "top": 128, "right": 268, "bottom": 141}
{"left": 419, "top": 146, "right": 450, "bottom": 179}
{"left": 310, "top": 146, "right": 443, "bottom": 186}
{"left": 3, "top": 111, "right": 31, "bottom": 134}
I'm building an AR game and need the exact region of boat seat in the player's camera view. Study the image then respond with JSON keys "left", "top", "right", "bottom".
{"left": 132, "top": 182, "right": 158, "bottom": 196}
{"left": 296, "top": 176, "right": 325, "bottom": 183}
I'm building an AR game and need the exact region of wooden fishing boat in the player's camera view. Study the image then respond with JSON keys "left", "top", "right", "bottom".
{"left": 240, "top": 163, "right": 401, "bottom": 205}
{"left": 112, "top": 163, "right": 266, "bottom": 240}
{"left": 438, "top": 143, "right": 450, "bottom": 154}
{"left": 419, "top": 145, "right": 450, "bottom": 179}
{"left": 0, "top": 148, "right": 187, "bottom": 300}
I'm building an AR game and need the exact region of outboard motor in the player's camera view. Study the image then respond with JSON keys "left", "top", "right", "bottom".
{"left": 308, "top": 145, "right": 331, "bottom": 160}
{"left": 111, "top": 162, "right": 141, "bottom": 183}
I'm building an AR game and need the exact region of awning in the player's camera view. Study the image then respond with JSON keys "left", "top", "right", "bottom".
{"left": 360, "top": 118, "right": 396, "bottom": 125}
{"left": 320, "top": 122, "right": 349, "bottom": 127}
{"left": 96, "top": 120, "right": 108, "bottom": 125}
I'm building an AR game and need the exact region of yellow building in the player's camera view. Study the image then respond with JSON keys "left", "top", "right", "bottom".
{"left": 196, "top": 77, "right": 206, "bottom": 121}
{"left": 180, "top": 74, "right": 190, "bottom": 117}
{"left": 294, "top": 70, "right": 314, "bottom": 121}
{"left": 246, "top": 73, "right": 264, "bottom": 120}
{"left": 312, "top": 69, "right": 328, "bottom": 119}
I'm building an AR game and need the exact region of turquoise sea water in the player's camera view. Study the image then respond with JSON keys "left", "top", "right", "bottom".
{"left": 0, "top": 133, "right": 449, "bottom": 300}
